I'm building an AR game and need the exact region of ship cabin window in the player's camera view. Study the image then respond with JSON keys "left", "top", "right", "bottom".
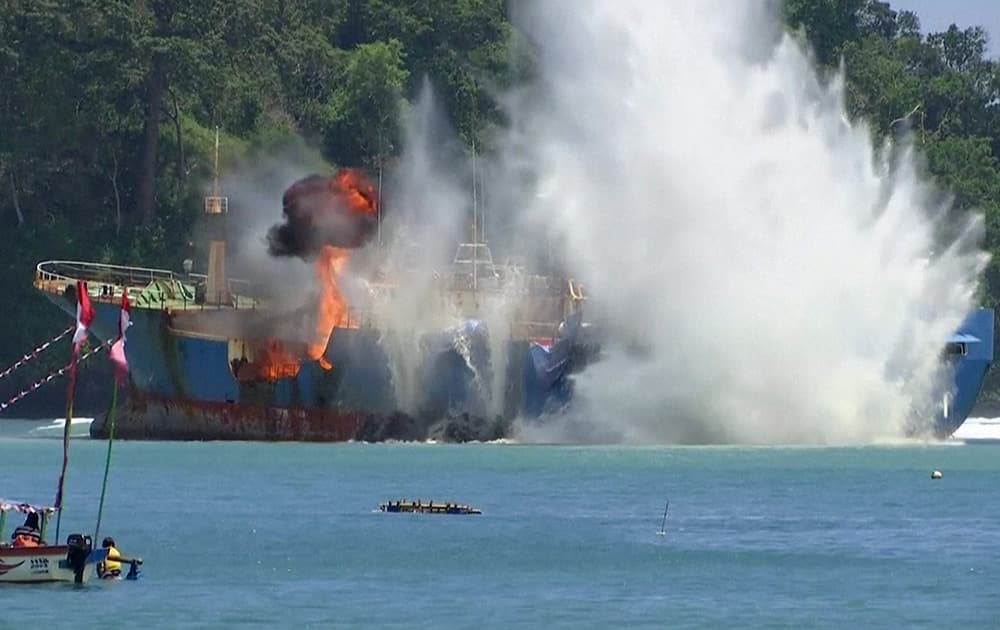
{"left": 943, "top": 342, "right": 967, "bottom": 357}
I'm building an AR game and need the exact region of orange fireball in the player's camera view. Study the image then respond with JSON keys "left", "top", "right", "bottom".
{"left": 251, "top": 168, "right": 379, "bottom": 382}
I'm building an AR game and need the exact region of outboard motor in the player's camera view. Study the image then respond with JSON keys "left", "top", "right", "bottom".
{"left": 125, "top": 559, "right": 142, "bottom": 580}
{"left": 65, "top": 534, "right": 93, "bottom": 584}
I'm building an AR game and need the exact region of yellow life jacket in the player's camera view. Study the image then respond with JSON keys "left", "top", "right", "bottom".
{"left": 101, "top": 546, "right": 122, "bottom": 575}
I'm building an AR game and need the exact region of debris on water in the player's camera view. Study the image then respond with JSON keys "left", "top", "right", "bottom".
{"left": 379, "top": 499, "right": 482, "bottom": 515}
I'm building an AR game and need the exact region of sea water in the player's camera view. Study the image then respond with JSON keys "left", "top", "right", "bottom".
{"left": 1, "top": 421, "right": 998, "bottom": 628}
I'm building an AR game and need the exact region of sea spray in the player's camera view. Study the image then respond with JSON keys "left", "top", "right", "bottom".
{"left": 373, "top": 83, "right": 476, "bottom": 414}
{"left": 506, "top": 1, "right": 987, "bottom": 443}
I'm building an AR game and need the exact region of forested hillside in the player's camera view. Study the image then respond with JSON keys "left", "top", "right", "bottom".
{"left": 3, "top": 0, "right": 1000, "bottom": 415}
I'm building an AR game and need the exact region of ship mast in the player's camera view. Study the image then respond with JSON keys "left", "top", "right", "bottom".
{"left": 480, "top": 164, "right": 486, "bottom": 245}
{"left": 377, "top": 159, "right": 383, "bottom": 249}
{"left": 472, "top": 137, "right": 478, "bottom": 291}
{"left": 204, "top": 126, "right": 229, "bottom": 304}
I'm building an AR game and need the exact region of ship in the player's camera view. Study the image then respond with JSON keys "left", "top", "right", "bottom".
{"left": 31, "top": 265, "right": 995, "bottom": 443}
{"left": 32, "top": 246, "right": 586, "bottom": 442}
{"left": 30, "top": 136, "right": 590, "bottom": 442}
{"left": 26, "top": 141, "right": 995, "bottom": 442}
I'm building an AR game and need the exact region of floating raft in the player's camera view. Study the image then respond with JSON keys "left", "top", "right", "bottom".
{"left": 379, "top": 501, "right": 481, "bottom": 515}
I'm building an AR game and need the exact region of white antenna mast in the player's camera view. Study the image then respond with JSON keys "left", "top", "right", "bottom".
{"left": 481, "top": 168, "right": 486, "bottom": 244}
{"left": 472, "top": 137, "right": 478, "bottom": 291}
{"left": 377, "top": 159, "right": 383, "bottom": 249}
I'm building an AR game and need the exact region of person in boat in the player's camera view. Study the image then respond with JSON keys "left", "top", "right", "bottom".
{"left": 97, "top": 536, "right": 141, "bottom": 579}
{"left": 10, "top": 512, "right": 42, "bottom": 547}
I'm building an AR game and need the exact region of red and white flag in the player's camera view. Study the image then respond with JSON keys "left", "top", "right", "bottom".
{"left": 109, "top": 290, "right": 132, "bottom": 384}
{"left": 71, "top": 280, "right": 95, "bottom": 357}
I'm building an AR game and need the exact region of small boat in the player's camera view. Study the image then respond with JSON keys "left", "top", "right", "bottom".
{"left": 379, "top": 500, "right": 482, "bottom": 515}
{"left": 1, "top": 286, "right": 142, "bottom": 585}
{"left": 0, "top": 501, "right": 106, "bottom": 584}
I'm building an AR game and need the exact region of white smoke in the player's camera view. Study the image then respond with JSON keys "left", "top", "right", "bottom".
{"left": 216, "top": 139, "right": 331, "bottom": 307}
{"left": 504, "top": 1, "right": 987, "bottom": 443}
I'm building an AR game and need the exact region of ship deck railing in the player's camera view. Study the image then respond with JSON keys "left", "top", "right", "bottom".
{"left": 34, "top": 260, "right": 259, "bottom": 311}
{"left": 35, "top": 260, "right": 581, "bottom": 328}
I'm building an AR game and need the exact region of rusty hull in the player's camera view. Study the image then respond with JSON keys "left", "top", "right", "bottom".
{"left": 90, "top": 394, "right": 509, "bottom": 443}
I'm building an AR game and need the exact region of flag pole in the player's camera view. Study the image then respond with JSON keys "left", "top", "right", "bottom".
{"left": 93, "top": 379, "right": 118, "bottom": 543}
{"left": 54, "top": 280, "right": 93, "bottom": 544}
{"left": 54, "top": 355, "right": 77, "bottom": 543}
{"left": 94, "top": 287, "right": 131, "bottom": 543}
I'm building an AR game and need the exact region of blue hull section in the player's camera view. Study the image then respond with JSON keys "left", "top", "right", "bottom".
{"left": 523, "top": 311, "right": 582, "bottom": 416}
{"left": 78, "top": 297, "right": 578, "bottom": 421}
{"left": 936, "top": 308, "right": 994, "bottom": 437}
{"left": 64, "top": 292, "right": 993, "bottom": 439}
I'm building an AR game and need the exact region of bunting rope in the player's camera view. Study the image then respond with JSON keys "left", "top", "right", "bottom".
{"left": 0, "top": 325, "right": 75, "bottom": 382}
{"left": 0, "top": 339, "right": 112, "bottom": 413}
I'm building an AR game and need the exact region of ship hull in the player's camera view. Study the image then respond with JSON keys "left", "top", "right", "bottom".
{"left": 45, "top": 295, "right": 462, "bottom": 407}
{"left": 42, "top": 278, "right": 993, "bottom": 442}
{"left": 934, "top": 308, "right": 995, "bottom": 438}
{"left": 89, "top": 394, "right": 511, "bottom": 442}
{"left": 42, "top": 291, "right": 570, "bottom": 442}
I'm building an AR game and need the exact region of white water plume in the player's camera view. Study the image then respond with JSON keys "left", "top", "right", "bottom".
{"left": 375, "top": 83, "right": 472, "bottom": 413}
{"left": 377, "top": 83, "right": 526, "bottom": 418}
{"left": 505, "top": 1, "right": 987, "bottom": 443}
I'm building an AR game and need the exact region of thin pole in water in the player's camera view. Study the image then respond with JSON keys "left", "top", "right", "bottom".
{"left": 93, "top": 379, "right": 118, "bottom": 542}
{"left": 54, "top": 355, "right": 78, "bottom": 543}
{"left": 657, "top": 499, "right": 669, "bottom": 536}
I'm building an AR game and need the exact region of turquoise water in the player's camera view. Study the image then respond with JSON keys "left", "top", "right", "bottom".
{"left": 1, "top": 421, "right": 998, "bottom": 628}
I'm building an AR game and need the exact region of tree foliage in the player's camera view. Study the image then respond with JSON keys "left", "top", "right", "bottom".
{"left": 4, "top": 0, "right": 1000, "bottom": 415}
{"left": 0, "top": 0, "right": 509, "bottom": 415}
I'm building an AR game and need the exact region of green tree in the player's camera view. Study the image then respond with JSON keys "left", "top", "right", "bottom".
{"left": 326, "top": 39, "right": 408, "bottom": 167}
